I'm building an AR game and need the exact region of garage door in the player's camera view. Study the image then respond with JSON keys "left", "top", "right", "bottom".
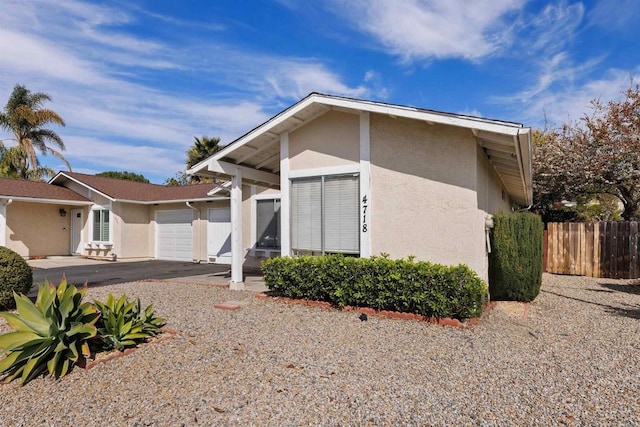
{"left": 208, "top": 207, "right": 231, "bottom": 264}
{"left": 156, "top": 210, "right": 193, "bottom": 261}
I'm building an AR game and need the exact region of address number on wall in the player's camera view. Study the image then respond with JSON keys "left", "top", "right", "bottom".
{"left": 362, "top": 195, "right": 368, "bottom": 233}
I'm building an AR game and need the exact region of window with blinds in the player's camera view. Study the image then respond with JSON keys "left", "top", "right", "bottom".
{"left": 291, "top": 174, "right": 359, "bottom": 255}
{"left": 92, "top": 209, "right": 110, "bottom": 242}
{"left": 256, "top": 199, "right": 281, "bottom": 248}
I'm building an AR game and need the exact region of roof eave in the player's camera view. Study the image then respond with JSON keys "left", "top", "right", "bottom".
{"left": 50, "top": 172, "right": 116, "bottom": 202}
{"left": 0, "top": 196, "right": 93, "bottom": 206}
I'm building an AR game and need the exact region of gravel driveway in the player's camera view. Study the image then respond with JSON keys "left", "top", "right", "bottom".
{"left": 1, "top": 273, "right": 639, "bottom": 426}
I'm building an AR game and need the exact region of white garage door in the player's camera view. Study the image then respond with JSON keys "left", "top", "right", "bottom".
{"left": 156, "top": 210, "right": 193, "bottom": 261}
{"left": 208, "top": 207, "right": 231, "bottom": 264}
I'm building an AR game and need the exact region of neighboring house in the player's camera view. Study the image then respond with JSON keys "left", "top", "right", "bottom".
{"left": 188, "top": 93, "right": 533, "bottom": 289}
{"left": 0, "top": 172, "right": 230, "bottom": 262}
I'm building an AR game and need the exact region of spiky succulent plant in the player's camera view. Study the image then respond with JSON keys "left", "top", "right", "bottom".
{"left": 0, "top": 277, "right": 99, "bottom": 384}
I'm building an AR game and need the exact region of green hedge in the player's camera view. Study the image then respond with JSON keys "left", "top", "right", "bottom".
{"left": 0, "top": 246, "right": 33, "bottom": 310}
{"left": 262, "top": 255, "right": 488, "bottom": 320}
{"left": 488, "top": 212, "right": 543, "bottom": 302}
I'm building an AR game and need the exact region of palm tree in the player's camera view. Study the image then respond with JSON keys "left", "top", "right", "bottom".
{"left": 187, "top": 136, "right": 221, "bottom": 183}
{"left": 0, "top": 84, "right": 70, "bottom": 175}
{"left": 0, "top": 145, "right": 55, "bottom": 180}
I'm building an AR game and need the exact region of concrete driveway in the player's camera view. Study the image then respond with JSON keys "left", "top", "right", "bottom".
{"left": 27, "top": 257, "right": 267, "bottom": 294}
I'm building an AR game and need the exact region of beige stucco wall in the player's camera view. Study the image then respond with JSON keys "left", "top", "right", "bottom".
{"left": 289, "top": 110, "right": 359, "bottom": 171}
{"left": 6, "top": 201, "right": 72, "bottom": 257}
{"left": 112, "top": 202, "right": 151, "bottom": 259}
{"left": 369, "top": 114, "right": 491, "bottom": 280}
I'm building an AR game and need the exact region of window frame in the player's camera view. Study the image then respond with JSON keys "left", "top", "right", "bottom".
{"left": 255, "top": 196, "right": 281, "bottom": 249}
{"left": 91, "top": 208, "right": 111, "bottom": 243}
{"left": 290, "top": 173, "right": 360, "bottom": 256}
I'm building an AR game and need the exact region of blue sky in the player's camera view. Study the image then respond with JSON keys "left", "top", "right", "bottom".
{"left": 0, "top": 0, "right": 638, "bottom": 183}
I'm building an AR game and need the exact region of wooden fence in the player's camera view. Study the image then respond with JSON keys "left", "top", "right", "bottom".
{"left": 545, "top": 221, "right": 640, "bottom": 279}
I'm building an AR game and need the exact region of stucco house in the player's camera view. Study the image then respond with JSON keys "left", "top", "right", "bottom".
{"left": 0, "top": 172, "right": 231, "bottom": 262}
{"left": 188, "top": 93, "right": 533, "bottom": 289}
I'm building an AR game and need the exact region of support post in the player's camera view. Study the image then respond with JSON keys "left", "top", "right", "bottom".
{"left": 0, "top": 200, "right": 7, "bottom": 247}
{"left": 230, "top": 170, "right": 244, "bottom": 289}
{"left": 280, "top": 132, "right": 291, "bottom": 256}
{"left": 359, "top": 112, "right": 371, "bottom": 258}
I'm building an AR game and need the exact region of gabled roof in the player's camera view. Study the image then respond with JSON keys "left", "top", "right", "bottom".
{"left": 0, "top": 177, "right": 92, "bottom": 205}
{"left": 49, "top": 172, "right": 224, "bottom": 204}
{"left": 188, "top": 93, "right": 532, "bottom": 205}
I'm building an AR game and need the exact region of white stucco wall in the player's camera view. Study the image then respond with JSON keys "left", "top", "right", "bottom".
{"left": 369, "top": 114, "right": 490, "bottom": 280}
{"left": 289, "top": 110, "right": 359, "bottom": 171}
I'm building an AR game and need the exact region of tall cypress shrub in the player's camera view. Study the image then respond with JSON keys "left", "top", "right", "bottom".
{"left": 488, "top": 212, "right": 543, "bottom": 302}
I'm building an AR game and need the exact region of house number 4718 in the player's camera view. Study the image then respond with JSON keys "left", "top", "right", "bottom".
{"left": 362, "top": 195, "right": 368, "bottom": 233}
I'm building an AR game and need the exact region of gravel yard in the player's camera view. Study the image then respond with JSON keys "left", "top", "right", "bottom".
{"left": 1, "top": 273, "right": 639, "bottom": 426}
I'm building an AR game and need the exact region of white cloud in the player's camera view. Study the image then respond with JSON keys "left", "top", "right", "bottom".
{"left": 499, "top": 68, "right": 640, "bottom": 128}
{"left": 0, "top": 0, "right": 381, "bottom": 183}
{"left": 329, "top": 0, "right": 524, "bottom": 61}
{"left": 62, "top": 137, "right": 186, "bottom": 179}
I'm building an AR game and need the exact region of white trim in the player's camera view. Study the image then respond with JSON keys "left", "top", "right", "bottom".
{"left": 230, "top": 170, "right": 244, "bottom": 288}
{"left": 288, "top": 164, "right": 360, "bottom": 179}
{"left": 70, "top": 208, "right": 83, "bottom": 255}
{"left": 359, "top": 111, "right": 372, "bottom": 258}
{"left": 50, "top": 172, "right": 115, "bottom": 202}
{"left": 188, "top": 93, "right": 524, "bottom": 176}
{"left": 251, "top": 193, "right": 282, "bottom": 253}
{"left": 205, "top": 160, "right": 280, "bottom": 187}
{"left": 280, "top": 132, "right": 291, "bottom": 257}
{"left": 0, "top": 201, "right": 7, "bottom": 247}
{"left": 0, "top": 196, "right": 92, "bottom": 206}
{"left": 90, "top": 206, "right": 112, "bottom": 244}
{"left": 250, "top": 185, "right": 257, "bottom": 249}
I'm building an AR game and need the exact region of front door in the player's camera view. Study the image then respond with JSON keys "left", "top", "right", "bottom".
{"left": 208, "top": 207, "right": 231, "bottom": 264}
{"left": 70, "top": 209, "right": 83, "bottom": 255}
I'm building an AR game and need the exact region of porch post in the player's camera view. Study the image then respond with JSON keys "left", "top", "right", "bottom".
{"left": 0, "top": 200, "right": 7, "bottom": 247}
{"left": 230, "top": 170, "right": 244, "bottom": 289}
{"left": 280, "top": 132, "right": 291, "bottom": 257}
{"left": 359, "top": 111, "right": 372, "bottom": 258}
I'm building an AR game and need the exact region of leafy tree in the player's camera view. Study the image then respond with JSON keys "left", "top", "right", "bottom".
{"left": 532, "top": 85, "right": 640, "bottom": 221}
{"left": 0, "top": 145, "right": 55, "bottom": 181}
{"left": 164, "top": 172, "right": 189, "bottom": 186}
{"left": 0, "top": 84, "right": 70, "bottom": 174}
{"left": 96, "top": 171, "right": 150, "bottom": 183}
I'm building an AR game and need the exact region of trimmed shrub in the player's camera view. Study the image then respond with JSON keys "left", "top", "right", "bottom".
{"left": 0, "top": 247, "right": 33, "bottom": 309}
{"left": 488, "top": 212, "right": 543, "bottom": 302}
{"left": 262, "top": 255, "right": 488, "bottom": 320}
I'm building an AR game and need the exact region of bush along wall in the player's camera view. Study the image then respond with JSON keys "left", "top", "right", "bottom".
{"left": 262, "top": 255, "right": 488, "bottom": 320}
{"left": 488, "top": 212, "right": 544, "bottom": 302}
{"left": 0, "top": 246, "right": 33, "bottom": 310}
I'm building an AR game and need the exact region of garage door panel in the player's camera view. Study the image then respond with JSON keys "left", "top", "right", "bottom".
{"left": 156, "top": 210, "right": 193, "bottom": 261}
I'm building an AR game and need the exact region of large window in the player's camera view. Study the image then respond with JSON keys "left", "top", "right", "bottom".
{"left": 92, "top": 209, "right": 110, "bottom": 242}
{"left": 256, "top": 198, "right": 281, "bottom": 248}
{"left": 291, "top": 174, "right": 359, "bottom": 254}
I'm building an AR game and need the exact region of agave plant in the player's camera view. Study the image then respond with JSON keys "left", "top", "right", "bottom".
{"left": 93, "top": 294, "right": 165, "bottom": 352}
{"left": 0, "top": 277, "right": 99, "bottom": 384}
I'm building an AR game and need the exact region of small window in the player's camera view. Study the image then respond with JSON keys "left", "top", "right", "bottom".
{"left": 256, "top": 199, "right": 280, "bottom": 248}
{"left": 92, "top": 209, "right": 110, "bottom": 242}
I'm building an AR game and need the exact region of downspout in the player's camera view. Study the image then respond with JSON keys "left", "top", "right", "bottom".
{"left": 186, "top": 202, "right": 201, "bottom": 263}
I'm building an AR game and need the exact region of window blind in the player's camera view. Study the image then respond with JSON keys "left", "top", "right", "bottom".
{"left": 323, "top": 175, "right": 360, "bottom": 253}
{"left": 291, "top": 178, "right": 322, "bottom": 251}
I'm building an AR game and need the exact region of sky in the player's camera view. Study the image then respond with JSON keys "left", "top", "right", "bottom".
{"left": 0, "top": 0, "right": 638, "bottom": 184}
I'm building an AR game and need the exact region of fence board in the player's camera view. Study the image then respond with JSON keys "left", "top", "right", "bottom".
{"left": 544, "top": 221, "right": 640, "bottom": 279}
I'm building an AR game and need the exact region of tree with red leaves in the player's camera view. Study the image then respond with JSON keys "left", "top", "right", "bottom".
{"left": 533, "top": 85, "right": 640, "bottom": 221}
